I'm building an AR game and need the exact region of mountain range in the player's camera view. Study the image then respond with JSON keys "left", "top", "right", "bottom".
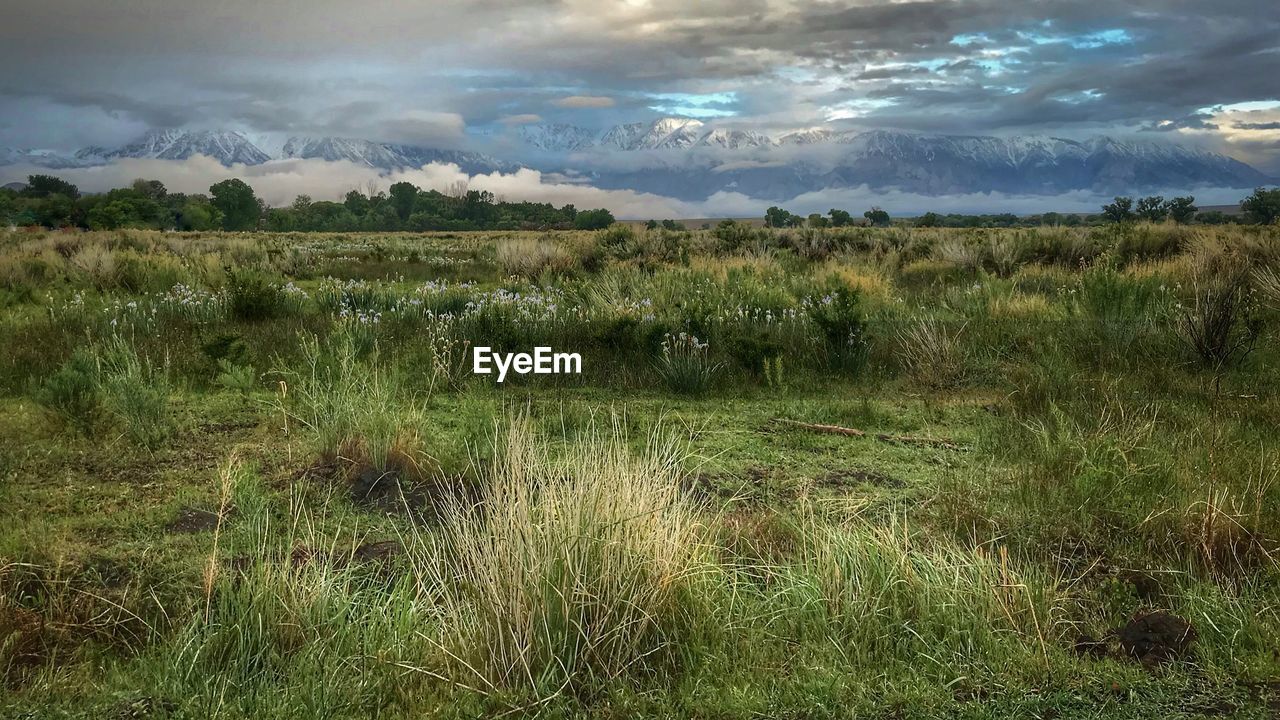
{"left": 0, "top": 120, "right": 1272, "bottom": 200}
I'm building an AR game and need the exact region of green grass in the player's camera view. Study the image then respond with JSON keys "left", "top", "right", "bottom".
{"left": 2, "top": 224, "right": 1279, "bottom": 718}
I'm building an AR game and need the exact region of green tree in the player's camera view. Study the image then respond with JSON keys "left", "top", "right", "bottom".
{"left": 807, "top": 213, "right": 829, "bottom": 228}
{"left": 1102, "top": 196, "right": 1135, "bottom": 223}
{"left": 1135, "top": 196, "right": 1167, "bottom": 222}
{"left": 1240, "top": 187, "right": 1280, "bottom": 225}
{"left": 178, "top": 201, "right": 223, "bottom": 231}
{"left": 765, "top": 206, "right": 797, "bottom": 228}
{"left": 22, "top": 174, "right": 79, "bottom": 199}
{"left": 916, "top": 211, "right": 941, "bottom": 227}
{"left": 863, "top": 207, "right": 890, "bottom": 227}
{"left": 574, "top": 208, "right": 615, "bottom": 230}
{"left": 1165, "top": 196, "right": 1197, "bottom": 224}
{"left": 388, "top": 182, "right": 418, "bottom": 221}
{"left": 209, "top": 179, "right": 261, "bottom": 231}
{"left": 828, "top": 209, "right": 853, "bottom": 227}
{"left": 87, "top": 200, "right": 136, "bottom": 230}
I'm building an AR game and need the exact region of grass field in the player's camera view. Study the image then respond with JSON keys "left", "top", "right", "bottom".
{"left": 2, "top": 222, "right": 1279, "bottom": 718}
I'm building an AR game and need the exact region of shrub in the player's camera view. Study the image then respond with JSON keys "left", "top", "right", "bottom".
{"left": 805, "top": 280, "right": 868, "bottom": 372}
{"left": 1177, "top": 257, "right": 1261, "bottom": 371}
{"left": 35, "top": 347, "right": 101, "bottom": 434}
{"left": 227, "top": 268, "right": 286, "bottom": 321}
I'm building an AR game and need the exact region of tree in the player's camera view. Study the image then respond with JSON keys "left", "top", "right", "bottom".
{"left": 22, "top": 174, "right": 80, "bottom": 199}
{"left": 661, "top": 219, "right": 685, "bottom": 230}
{"left": 388, "top": 182, "right": 418, "bottom": 221}
{"left": 574, "top": 208, "right": 615, "bottom": 229}
{"left": 916, "top": 211, "right": 941, "bottom": 227}
{"left": 828, "top": 209, "right": 854, "bottom": 227}
{"left": 1135, "top": 195, "right": 1167, "bottom": 222}
{"left": 645, "top": 219, "right": 659, "bottom": 230}
{"left": 344, "top": 189, "right": 370, "bottom": 217}
{"left": 209, "top": 179, "right": 261, "bottom": 231}
{"left": 863, "top": 207, "right": 891, "bottom": 227}
{"left": 178, "top": 201, "right": 223, "bottom": 231}
{"left": 1101, "top": 196, "right": 1135, "bottom": 223}
{"left": 87, "top": 200, "right": 136, "bottom": 230}
{"left": 807, "top": 213, "right": 829, "bottom": 228}
{"left": 765, "top": 206, "right": 795, "bottom": 228}
{"left": 1165, "top": 196, "right": 1197, "bottom": 224}
{"left": 1241, "top": 187, "right": 1280, "bottom": 225}
{"left": 131, "top": 178, "right": 167, "bottom": 202}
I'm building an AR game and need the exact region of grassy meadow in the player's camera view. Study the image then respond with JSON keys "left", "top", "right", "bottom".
{"left": 2, "top": 221, "right": 1279, "bottom": 718}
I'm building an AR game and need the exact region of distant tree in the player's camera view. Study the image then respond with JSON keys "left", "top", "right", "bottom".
{"left": 863, "top": 207, "right": 891, "bottom": 227}
{"left": 1101, "top": 196, "right": 1135, "bottom": 223}
{"left": 177, "top": 201, "right": 223, "bottom": 231}
{"left": 1135, "top": 195, "right": 1167, "bottom": 222}
{"left": 343, "top": 189, "right": 370, "bottom": 217}
{"left": 87, "top": 200, "right": 136, "bottom": 230}
{"left": 661, "top": 219, "right": 685, "bottom": 230}
{"left": 1196, "top": 210, "right": 1232, "bottom": 225}
{"left": 574, "top": 208, "right": 615, "bottom": 230}
{"left": 645, "top": 219, "right": 659, "bottom": 230}
{"left": 807, "top": 213, "right": 829, "bottom": 228}
{"left": 22, "top": 174, "right": 79, "bottom": 200}
{"left": 388, "top": 182, "right": 418, "bottom": 221}
{"left": 916, "top": 211, "right": 941, "bottom": 227}
{"left": 765, "top": 206, "right": 795, "bottom": 228}
{"left": 828, "top": 208, "right": 854, "bottom": 227}
{"left": 1165, "top": 196, "right": 1197, "bottom": 224}
{"left": 209, "top": 178, "right": 261, "bottom": 231}
{"left": 131, "top": 178, "right": 167, "bottom": 202}
{"left": 1241, "top": 187, "right": 1280, "bottom": 225}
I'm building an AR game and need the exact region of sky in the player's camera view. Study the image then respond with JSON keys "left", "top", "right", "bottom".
{"left": 1, "top": 0, "right": 1278, "bottom": 213}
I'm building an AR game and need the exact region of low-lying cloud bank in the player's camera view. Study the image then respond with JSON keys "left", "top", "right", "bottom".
{"left": 0, "top": 155, "right": 1257, "bottom": 219}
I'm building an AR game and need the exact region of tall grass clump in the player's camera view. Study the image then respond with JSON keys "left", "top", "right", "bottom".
{"left": 779, "top": 519, "right": 1058, "bottom": 669}
{"left": 654, "top": 332, "right": 721, "bottom": 395}
{"left": 425, "top": 418, "right": 709, "bottom": 692}
{"left": 896, "top": 318, "right": 967, "bottom": 388}
{"left": 283, "top": 331, "right": 430, "bottom": 475}
{"left": 495, "top": 236, "right": 576, "bottom": 278}
{"left": 35, "top": 338, "right": 171, "bottom": 448}
{"left": 98, "top": 337, "right": 172, "bottom": 450}
{"left": 1176, "top": 255, "right": 1261, "bottom": 372}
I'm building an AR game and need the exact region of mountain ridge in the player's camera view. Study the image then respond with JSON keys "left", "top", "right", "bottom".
{"left": 0, "top": 121, "right": 1272, "bottom": 199}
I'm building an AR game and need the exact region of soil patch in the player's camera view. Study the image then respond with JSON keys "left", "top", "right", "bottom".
{"left": 1118, "top": 610, "right": 1196, "bottom": 666}
{"left": 165, "top": 507, "right": 228, "bottom": 534}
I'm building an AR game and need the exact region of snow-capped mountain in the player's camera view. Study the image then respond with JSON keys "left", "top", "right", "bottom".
{"left": 0, "top": 147, "right": 87, "bottom": 169}
{"left": 524, "top": 123, "right": 1269, "bottom": 198}
{"left": 279, "top": 136, "right": 511, "bottom": 174}
{"left": 2, "top": 122, "right": 1271, "bottom": 200}
{"left": 74, "top": 129, "right": 272, "bottom": 165}
{"left": 518, "top": 123, "right": 599, "bottom": 152}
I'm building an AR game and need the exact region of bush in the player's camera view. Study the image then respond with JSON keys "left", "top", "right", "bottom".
{"left": 227, "top": 268, "right": 286, "bottom": 321}
{"left": 805, "top": 280, "right": 868, "bottom": 372}
{"left": 35, "top": 348, "right": 102, "bottom": 434}
{"left": 1177, "top": 258, "right": 1261, "bottom": 371}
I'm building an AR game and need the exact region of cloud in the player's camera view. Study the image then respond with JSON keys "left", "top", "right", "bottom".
{"left": 499, "top": 113, "right": 543, "bottom": 125}
{"left": 551, "top": 95, "right": 616, "bottom": 109}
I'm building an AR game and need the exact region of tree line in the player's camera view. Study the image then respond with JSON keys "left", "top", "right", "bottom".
{"left": 0, "top": 175, "right": 617, "bottom": 232}
{"left": 761, "top": 187, "right": 1280, "bottom": 229}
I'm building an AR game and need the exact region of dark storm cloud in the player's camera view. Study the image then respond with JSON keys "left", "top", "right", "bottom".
{"left": 0, "top": 0, "right": 1277, "bottom": 173}
{"left": 1236, "top": 122, "right": 1280, "bottom": 131}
